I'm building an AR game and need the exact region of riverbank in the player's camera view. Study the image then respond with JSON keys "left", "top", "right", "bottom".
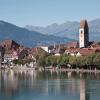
{"left": 1, "top": 66, "right": 100, "bottom": 73}
{"left": 57, "top": 68, "right": 100, "bottom": 73}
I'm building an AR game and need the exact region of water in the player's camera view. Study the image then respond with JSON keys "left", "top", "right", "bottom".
{"left": 0, "top": 70, "right": 100, "bottom": 100}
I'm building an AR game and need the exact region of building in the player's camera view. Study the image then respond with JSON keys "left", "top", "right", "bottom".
{"left": 0, "top": 46, "right": 5, "bottom": 61}
{"left": 0, "top": 39, "right": 20, "bottom": 51}
{"left": 0, "top": 46, "right": 5, "bottom": 67}
{"left": 40, "top": 46, "right": 49, "bottom": 53}
{"left": 79, "top": 20, "right": 89, "bottom": 48}
{"left": 54, "top": 48, "right": 66, "bottom": 56}
{"left": 3, "top": 50, "right": 18, "bottom": 62}
{"left": 64, "top": 48, "right": 97, "bottom": 57}
{"left": 39, "top": 45, "right": 56, "bottom": 53}
{"left": 67, "top": 42, "right": 79, "bottom": 48}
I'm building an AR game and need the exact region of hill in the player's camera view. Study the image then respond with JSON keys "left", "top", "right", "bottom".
{"left": 0, "top": 20, "right": 74, "bottom": 47}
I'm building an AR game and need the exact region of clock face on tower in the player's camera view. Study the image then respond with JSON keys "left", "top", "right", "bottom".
{"left": 81, "top": 30, "right": 83, "bottom": 34}
{"left": 79, "top": 29, "right": 84, "bottom": 38}
{"left": 80, "top": 29, "right": 84, "bottom": 34}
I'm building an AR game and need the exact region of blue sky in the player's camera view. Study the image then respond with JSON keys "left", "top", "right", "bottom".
{"left": 0, "top": 0, "right": 100, "bottom": 26}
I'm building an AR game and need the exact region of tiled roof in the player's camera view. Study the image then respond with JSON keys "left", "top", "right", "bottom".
{"left": 76, "top": 48, "right": 96, "bottom": 56}
{"left": 90, "top": 42, "right": 100, "bottom": 49}
{"left": 0, "top": 39, "right": 20, "bottom": 50}
{"left": 67, "top": 42, "right": 79, "bottom": 48}
{"left": 65, "top": 48, "right": 97, "bottom": 56}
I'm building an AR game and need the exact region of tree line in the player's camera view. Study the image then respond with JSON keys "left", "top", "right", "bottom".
{"left": 34, "top": 48, "right": 100, "bottom": 69}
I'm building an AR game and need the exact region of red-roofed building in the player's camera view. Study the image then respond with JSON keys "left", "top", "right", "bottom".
{"left": 0, "top": 39, "right": 20, "bottom": 51}
{"left": 4, "top": 50, "right": 18, "bottom": 62}
{"left": 64, "top": 48, "right": 98, "bottom": 56}
{"left": 67, "top": 42, "right": 79, "bottom": 48}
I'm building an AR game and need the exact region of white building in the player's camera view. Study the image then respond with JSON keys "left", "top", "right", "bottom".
{"left": 40, "top": 46, "right": 49, "bottom": 52}
{"left": 79, "top": 20, "right": 89, "bottom": 48}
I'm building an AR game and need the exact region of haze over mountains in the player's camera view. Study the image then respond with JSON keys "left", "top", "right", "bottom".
{"left": 0, "top": 20, "right": 74, "bottom": 47}
{"left": 0, "top": 18, "right": 100, "bottom": 48}
{"left": 25, "top": 18, "right": 100, "bottom": 42}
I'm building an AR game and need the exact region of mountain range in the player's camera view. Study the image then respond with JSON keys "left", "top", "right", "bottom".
{"left": 25, "top": 18, "right": 100, "bottom": 42}
{"left": 0, "top": 18, "right": 99, "bottom": 48}
{"left": 0, "top": 20, "right": 74, "bottom": 47}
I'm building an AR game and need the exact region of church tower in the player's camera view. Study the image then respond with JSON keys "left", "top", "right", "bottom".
{"left": 79, "top": 20, "right": 89, "bottom": 48}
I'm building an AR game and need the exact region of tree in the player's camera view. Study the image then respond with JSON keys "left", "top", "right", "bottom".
{"left": 33, "top": 48, "right": 48, "bottom": 67}
{"left": 93, "top": 53, "right": 100, "bottom": 69}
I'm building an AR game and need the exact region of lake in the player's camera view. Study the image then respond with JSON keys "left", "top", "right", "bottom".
{"left": 0, "top": 70, "right": 100, "bottom": 100}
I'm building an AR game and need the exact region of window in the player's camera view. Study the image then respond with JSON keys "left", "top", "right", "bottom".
{"left": 81, "top": 30, "right": 83, "bottom": 33}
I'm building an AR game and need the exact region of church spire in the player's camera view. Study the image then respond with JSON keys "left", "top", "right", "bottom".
{"left": 79, "top": 20, "right": 89, "bottom": 48}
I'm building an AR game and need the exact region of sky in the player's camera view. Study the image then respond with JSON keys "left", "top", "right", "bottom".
{"left": 0, "top": 0, "right": 100, "bottom": 27}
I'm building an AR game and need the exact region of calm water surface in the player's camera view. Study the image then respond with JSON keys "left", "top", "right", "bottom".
{"left": 0, "top": 70, "right": 100, "bottom": 100}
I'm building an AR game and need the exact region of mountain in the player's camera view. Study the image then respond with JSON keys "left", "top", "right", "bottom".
{"left": 25, "top": 18, "right": 100, "bottom": 42}
{"left": 0, "top": 20, "right": 74, "bottom": 47}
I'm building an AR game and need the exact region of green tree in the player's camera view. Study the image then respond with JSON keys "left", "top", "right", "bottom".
{"left": 33, "top": 48, "right": 48, "bottom": 67}
{"left": 93, "top": 53, "right": 100, "bottom": 68}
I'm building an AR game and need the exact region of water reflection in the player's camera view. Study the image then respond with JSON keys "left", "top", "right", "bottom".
{"left": 0, "top": 70, "right": 100, "bottom": 100}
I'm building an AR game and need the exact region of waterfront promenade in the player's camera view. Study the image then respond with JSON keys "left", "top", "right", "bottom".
{"left": 1, "top": 65, "right": 100, "bottom": 74}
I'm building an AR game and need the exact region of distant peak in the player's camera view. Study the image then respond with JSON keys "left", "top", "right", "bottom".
{"left": 47, "top": 23, "right": 58, "bottom": 27}
{"left": 51, "top": 23, "right": 58, "bottom": 26}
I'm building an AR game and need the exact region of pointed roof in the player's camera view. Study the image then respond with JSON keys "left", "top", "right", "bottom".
{"left": 80, "top": 20, "right": 88, "bottom": 28}
{"left": 0, "top": 39, "right": 20, "bottom": 50}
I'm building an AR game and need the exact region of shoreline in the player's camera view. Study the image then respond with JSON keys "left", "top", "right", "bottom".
{"left": 1, "top": 67, "right": 100, "bottom": 73}
{"left": 44, "top": 68, "right": 100, "bottom": 73}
